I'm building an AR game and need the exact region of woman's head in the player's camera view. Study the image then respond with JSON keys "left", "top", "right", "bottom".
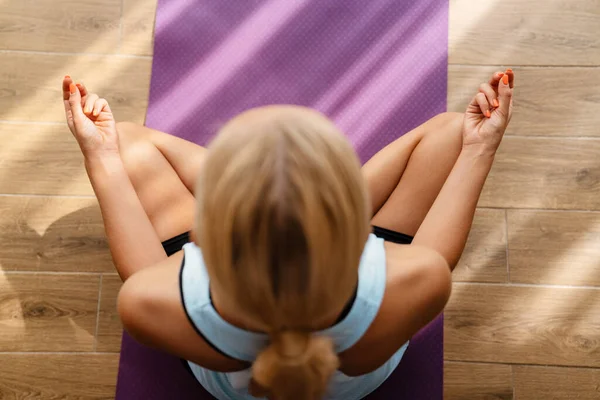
{"left": 195, "top": 105, "right": 370, "bottom": 398}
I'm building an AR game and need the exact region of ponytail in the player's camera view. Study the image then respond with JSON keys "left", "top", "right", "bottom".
{"left": 250, "top": 331, "right": 339, "bottom": 400}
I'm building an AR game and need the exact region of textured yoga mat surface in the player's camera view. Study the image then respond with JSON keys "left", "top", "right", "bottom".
{"left": 117, "top": 0, "right": 448, "bottom": 398}
{"left": 117, "top": 317, "right": 443, "bottom": 399}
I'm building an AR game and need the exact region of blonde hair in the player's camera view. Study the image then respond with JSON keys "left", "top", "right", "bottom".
{"left": 196, "top": 105, "right": 370, "bottom": 399}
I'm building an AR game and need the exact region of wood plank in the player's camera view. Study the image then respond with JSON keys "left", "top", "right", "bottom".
{"left": 445, "top": 283, "right": 600, "bottom": 367}
{"left": 0, "top": 353, "right": 118, "bottom": 399}
{"left": 0, "top": 197, "right": 112, "bottom": 272}
{"left": 454, "top": 209, "right": 507, "bottom": 283}
{"left": 96, "top": 274, "right": 123, "bottom": 352}
{"left": 0, "top": 0, "right": 120, "bottom": 53}
{"left": 449, "top": 0, "right": 600, "bottom": 65}
{"left": 0, "top": 273, "right": 100, "bottom": 351}
{"left": 121, "top": 0, "right": 158, "bottom": 55}
{"left": 444, "top": 361, "right": 513, "bottom": 400}
{"left": 0, "top": 53, "right": 151, "bottom": 123}
{"left": 448, "top": 66, "right": 600, "bottom": 137}
{"left": 0, "top": 123, "right": 93, "bottom": 195}
{"left": 479, "top": 137, "right": 600, "bottom": 210}
{"left": 508, "top": 210, "right": 600, "bottom": 286}
{"left": 513, "top": 365, "right": 600, "bottom": 399}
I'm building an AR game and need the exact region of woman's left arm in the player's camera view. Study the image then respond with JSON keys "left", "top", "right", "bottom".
{"left": 63, "top": 76, "right": 166, "bottom": 280}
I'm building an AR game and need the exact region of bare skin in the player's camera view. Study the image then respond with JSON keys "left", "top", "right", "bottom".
{"left": 62, "top": 70, "right": 514, "bottom": 377}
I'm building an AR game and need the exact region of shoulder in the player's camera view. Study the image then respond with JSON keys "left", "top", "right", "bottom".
{"left": 381, "top": 242, "right": 451, "bottom": 340}
{"left": 385, "top": 242, "right": 452, "bottom": 306}
{"left": 383, "top": 243, "right": 452, "bottom": 335}
{"left": 339, "top": 243, "right": 451, "bottom": 376}
{"left": 118, "top": 251, "right": 249, "bottom": 372}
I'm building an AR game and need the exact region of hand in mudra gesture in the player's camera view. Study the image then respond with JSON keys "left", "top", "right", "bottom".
{"left": 462, "top": 69, "right": 515, "bottom": 155}
{"left": 62, "top": 76, "right": 119, "bottom": 157}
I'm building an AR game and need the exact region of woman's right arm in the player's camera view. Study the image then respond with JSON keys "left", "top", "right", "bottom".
{"left": 62, "top": 77, "right": 167, "bottom": 280}
{"left": 412, "top": 70, "right": 515, "bottom": 270}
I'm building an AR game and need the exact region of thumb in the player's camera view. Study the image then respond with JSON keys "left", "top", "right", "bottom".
{"left": 68, "top": 83, "right": 86, "bottom": 129}
{"left": 497, "top": 73, "right": 513, "bottom": 120}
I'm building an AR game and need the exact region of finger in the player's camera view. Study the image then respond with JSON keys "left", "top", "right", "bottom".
{"left": 62, "top": 76, "right": 75, "bottom": 132}
{"left": 92, "top": 98, "right": 109, "bottom": 117}
{"left": 488, "top": 71, "right": 504, "bottom": 87}
{"left": 475, "top": 92, "right": 491, "bottom": 118}
{"left": 68, "top": 83, "right": 86, "bottom": 128}
{"left": 505, "top": 68, "right": 515, "bottom": 88}
{"left": 76, "top": 82, "right": 89, "bottom": 99}
{"left": 84, "top": 93, "right": 99, "bottom": 115}
{"left": 76, "top": 83, "right": 88, "bottom": 109}
{"left": 63, "top": 98, "right": 74, "bottom": 132}
{"left": 62, "top": 75, "right": 74, "bottom": 101}
{"left": 497, "top": 73, "right": 513, "bottom": 118}
{"left": 479, "top": 83, "right": 499, "bottom": 109}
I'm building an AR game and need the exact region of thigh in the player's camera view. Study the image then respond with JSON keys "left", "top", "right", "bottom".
{"left": 363, "top": 112, "right": 463, "bottom": 236}
{"left": 145, "top": 126, "right": 208, "bottom": 194}
{"left": 117, "top": 122, "right": 207, "bottom": 242}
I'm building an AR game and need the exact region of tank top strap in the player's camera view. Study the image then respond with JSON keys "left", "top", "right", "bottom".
{"left": 320, "top": 233, "right": 387, "bottom": 352}
{"left": 180, "top": 243, "right": 269, "bottom": 362}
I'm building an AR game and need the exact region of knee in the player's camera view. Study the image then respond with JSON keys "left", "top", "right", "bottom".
{"left": 439, "top": 111, "right": 463, "bottom": 122}
{"left": 433, "top": 112, "right": 463, "bottom": 129}
{"left": 427, "top": 112, "right": 463, "bottom": 143}
{"left": 116, "top": 122, "right": 156, "bottom": 162}
{"left": 116, "top": 121, "right": 143, "bottom": 140}
{"left": 416, "top": 112, "right": 464, "bottom": 159}
{"left": 116, "top": 122, "right": 153, "bottom": 149}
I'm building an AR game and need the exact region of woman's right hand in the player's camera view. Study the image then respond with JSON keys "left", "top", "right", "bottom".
{"left": 462, "top": 69, "right": 515, "bottom": 155}
{"left": 62, "top": 76, "right": 120, "bottom": 158}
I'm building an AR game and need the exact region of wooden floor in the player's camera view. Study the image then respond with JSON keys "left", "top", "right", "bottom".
{"left": 0, "top": 0, "right": 598, "bottom": 399}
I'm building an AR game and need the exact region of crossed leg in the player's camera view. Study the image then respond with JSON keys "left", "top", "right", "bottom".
{"left": 115, "top": 112, "right": 464, "bottom": 251}
{"left": 366, "top": 112, "right": 463, "bottom": 236}
{"left": 116, "top": 122, "right": 204, "bottom": 242}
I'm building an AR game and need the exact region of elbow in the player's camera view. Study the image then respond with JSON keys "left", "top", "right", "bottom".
{"left": 435, "top": 265, "right": 452, "bottom": 312}
{"left": 423, "top": 249, "right": 453, "bottom": 312}
{"left": 117, "top": 279, "right": 137, "bottom": 335}
{"left": 117, "top": 277, "right": 150, "bottom": 344}
{"left": 410, "top": 238, "right": 462, "bottom": 273}
{"left": 435, "top": 247, "right": 461, "bottom": 273}
{"left": 447, "top": 255, "right": 461, "bottom": 273}
{"left": 445, "top": 243, "right": 468, "bottom": 272}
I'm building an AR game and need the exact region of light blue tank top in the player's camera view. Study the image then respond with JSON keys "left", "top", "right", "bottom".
{"left": 180, "top": 233, "right": 409, "bottom": 400}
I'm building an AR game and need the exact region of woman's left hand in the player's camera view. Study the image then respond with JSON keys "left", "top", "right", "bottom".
{"left": 62, "top": 76, "right": 119, "bottom": 157}
{"left": 462, "top": 69, "right": 515, "bottom": 155}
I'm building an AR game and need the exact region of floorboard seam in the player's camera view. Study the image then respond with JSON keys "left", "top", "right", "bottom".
{"left": 93, "top": 275, "right": 103, "bottom": 352}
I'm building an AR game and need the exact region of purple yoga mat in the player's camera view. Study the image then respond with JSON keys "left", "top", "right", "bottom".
{"left": 117, "top": 0, "right": 448, "bottom": 399}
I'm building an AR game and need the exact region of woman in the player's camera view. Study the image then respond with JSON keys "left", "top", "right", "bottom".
{"left": 62, "top": 69, "right": 514, "bottom": 399}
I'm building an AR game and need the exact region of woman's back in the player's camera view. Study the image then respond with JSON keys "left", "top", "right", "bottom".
{"left": 180, "top": 234, "right": 411, "bottom": 399}
{"left": 118, "top": 224, "right": 449, "bottom": 399}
